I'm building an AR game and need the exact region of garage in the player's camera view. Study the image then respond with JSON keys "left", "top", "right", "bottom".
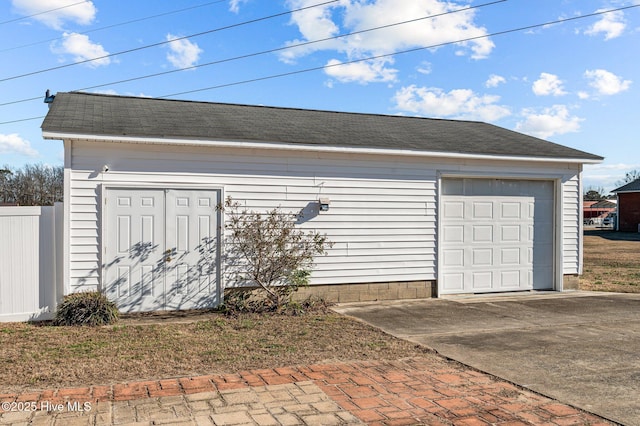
{"left": 40, "top": 92, "right": 603, "bottom": 310}
{"left": 104, "top": 187, "right": 222, "bottom": 312}
{"left": 440, "top": 178, "right": 554, "bottom": 294}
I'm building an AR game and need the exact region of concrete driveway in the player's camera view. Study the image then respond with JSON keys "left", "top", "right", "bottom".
{"left": 333, "top": 292, "right": 640, "bottom": 426}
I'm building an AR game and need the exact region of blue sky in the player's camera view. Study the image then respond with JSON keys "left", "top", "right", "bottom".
{"left": 1, "top": 0, "right": 638, "bottom": 192}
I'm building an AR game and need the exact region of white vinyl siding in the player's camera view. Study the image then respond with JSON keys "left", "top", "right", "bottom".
{"left": 67, "top": 141, "right": 438, "bottom": 290}
{"left": 65, "top": 139, "right": 582, "bottom": 293}
{"left": 562, "top": 173, "right": 581, "bottom": 274}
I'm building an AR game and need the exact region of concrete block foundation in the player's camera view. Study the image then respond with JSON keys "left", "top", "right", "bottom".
{"left": 293, "top": 281, "right": 437, "bottom": 303}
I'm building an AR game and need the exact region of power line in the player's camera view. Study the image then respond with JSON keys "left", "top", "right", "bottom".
{"left": 160, "top": 4, "right": 640, "bottom": 98}
{"left": 0, "top": 116, "right": 45, "bottom": 125}
{"left": 84, "top": 0, "right": 507, "bottom": 91}
{"left": 0, "top": 96, "right": 42, "bottom": 107}
{"left": 0, "top": 3, "right": 638, "bottom": 125}
{"left": 0, "top": 0, "right": 507, "bottom": 107}
{"left": 0, "top": 0, "right": 340, "bottom": 83}
{"left": 0, "top": 1, "right": 90, "bottom": 25}
{"left": 0, "top": 0, "right": 227, "bottom": 53}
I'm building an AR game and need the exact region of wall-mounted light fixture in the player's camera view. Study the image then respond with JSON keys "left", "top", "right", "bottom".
{"left": 319, "top": 197, "right": 330, "bottom": 212}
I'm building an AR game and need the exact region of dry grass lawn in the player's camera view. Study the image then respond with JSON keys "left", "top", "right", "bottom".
{"left": 580, "top": 230, "right": 640, "bottom": 293}
{"left": 0, "top": 311, "right": 432, "bottom": 393}
{"left": 2, "top": 229, "right": 638, "bottom": 394}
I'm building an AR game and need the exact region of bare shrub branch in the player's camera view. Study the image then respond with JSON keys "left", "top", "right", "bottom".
{"left": 220, "top": 196, "right": 332, "bottom": 310}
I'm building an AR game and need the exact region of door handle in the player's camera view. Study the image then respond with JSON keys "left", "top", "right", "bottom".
{"left": 164, "top": 249, "right": 173, "bottom": 263}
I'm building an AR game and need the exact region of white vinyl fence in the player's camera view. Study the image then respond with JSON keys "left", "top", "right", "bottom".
{"left": 0, "top": 204, "right": 63, "bottom": 322}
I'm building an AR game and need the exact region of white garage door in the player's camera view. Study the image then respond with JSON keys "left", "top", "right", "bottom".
{"left": 440, "top": 178, "right": 554, "bottom": 294}
{"left": 104, "top": 188, "right": 221, "bottom": 312}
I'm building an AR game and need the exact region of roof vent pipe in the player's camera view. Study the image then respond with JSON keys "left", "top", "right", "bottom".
{"left": 44, "top": 89, "right": 55, "bottom": 104}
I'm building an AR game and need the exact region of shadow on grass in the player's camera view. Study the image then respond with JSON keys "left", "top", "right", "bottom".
{"left": 584, "top": 229, "right": 640, "bottom": 242}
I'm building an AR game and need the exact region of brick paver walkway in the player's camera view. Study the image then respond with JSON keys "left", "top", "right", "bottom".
{"left": 0, "top": 358, "right": 613, "bottom": 425}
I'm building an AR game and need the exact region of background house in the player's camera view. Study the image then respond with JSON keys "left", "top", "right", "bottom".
{"left": 41, "top": 92, "right": 603, "bottom": 313}
{"left": 583, "top": 199, "right": 617, "bottom": 225}
{"left": 612, "top": 178, "right": 640, "bottom": 232}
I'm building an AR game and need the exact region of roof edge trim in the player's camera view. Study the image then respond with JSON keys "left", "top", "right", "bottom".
{"left": 42, "top": 131, "right": 603, "bottom": 164}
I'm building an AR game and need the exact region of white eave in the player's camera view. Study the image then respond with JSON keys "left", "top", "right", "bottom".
{"left": 42, "top": 131, "right": 603, "bottom": 165}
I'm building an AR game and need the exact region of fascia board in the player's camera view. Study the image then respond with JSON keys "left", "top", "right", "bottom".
{"left": 42, "top": 131, "right": 603, "bottom": 165}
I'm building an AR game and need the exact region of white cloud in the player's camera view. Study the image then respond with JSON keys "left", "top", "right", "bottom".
{"left": 577, "top": 91, "right": 590, "bottom": 100}
{"left": 165, "top": 34, "right": 203, "bottom": 69}
{"left": 0, "top": 134, "right": 38, "bottom": 157}
{"left": 12, "top": 0, "right": 96, "bottom": 30}
{"left": 91, "top": 89, "right": 150, "bottom": 98}
{"left": 584, "top": 162, "right": 640, "bottom": 192}
{"left": 325, "top": 58, "right": 398, "bottom": 84}
{"left": 485, "top": 74, "right": 505, "bottom": 88}
{"left": 51, "top": 32, "right": 110, "bottom": 67}
{"left": 584, "top": 9, "right": 626, "bottom": 40}
{"left": 393, "top": 85, "right": 511, "bottom": 122}
{"left": 515, "top": 105, "right": 583, "bottom": 139}
{"left": 417, "top": 61, "right": 432, "bottom": 75}
{"left": 586, "top": 162, "right": 640, "bottom": 172}
{"left": 281, "top": 0, "right": 494, "bottom": 83}
{"left": 229, "top": 0, "right": 248, "bottom": 13}
{"left": 532, "top": 73, "right": 567, "bottom": 96}
{"left": 584, "top": 69, "right": 631, "bottom": 95}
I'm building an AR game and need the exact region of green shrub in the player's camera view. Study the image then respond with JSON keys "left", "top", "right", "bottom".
{"left": 54, "top": 291, "right": 119, "bottom": 326}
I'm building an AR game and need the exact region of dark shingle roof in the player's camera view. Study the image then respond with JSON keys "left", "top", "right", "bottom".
{"left": 41, "top": 92, "right": 602, "bottom": 161}
{"left": 612, "top": 178, "right": 640, "bottom": 193}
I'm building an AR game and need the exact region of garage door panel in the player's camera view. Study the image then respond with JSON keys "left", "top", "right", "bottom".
{"left": 500, "top": 225, "right": 521, "bottom": 242}
{"left": 500, "top": 270, "right": 523, "bottom": 288}
{"left": 443, "top": 249, "right": 464, "bottom": 266}
{"left": 500, "top": 248, "right": 521, "bottom": 265}
{"left": 444, "top": 201, "right": 464, "bottom": 218}
{"left": 472, "top": 225, "right": 493, "bottom": 242}
{"left": 443, "top": 225, "right": 464, "bottom": 243}
{"left": 472, "top": 248, "right": 492, "bottom": 266}
{"left": 472, "top": 271, "right": 493, "bottom": 290}
{"left": 442, "top": 273, "right": 464, "bottom": 291}
{"left": 440, "top": 178, "right": 554, "bottom": 295}
{"left": 500, "top": 202, "right": 522, "bottom": 219}
{"left": 473, "top": 202, "right": 493, "bottom": 219}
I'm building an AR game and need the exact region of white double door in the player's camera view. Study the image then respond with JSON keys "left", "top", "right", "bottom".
{"left": 104, "top": 188, "right": 221, "bottom": 312}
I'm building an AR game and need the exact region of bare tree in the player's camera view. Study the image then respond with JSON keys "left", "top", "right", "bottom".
{"left": 584, "top": 187, "right": 606, "bottom": 201}
{"left": 0, "top": 164, "right": 63, "bottom": 206}
{"left": 0, "top": 168, "right": 12, "bottom": 205}
{"left": 616, "top": 170, "right": 640, "bottom": 187}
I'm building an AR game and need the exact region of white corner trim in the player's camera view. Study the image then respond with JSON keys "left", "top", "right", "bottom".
{"left": 42, "top": 131, "right": 603, "bottom": 165}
